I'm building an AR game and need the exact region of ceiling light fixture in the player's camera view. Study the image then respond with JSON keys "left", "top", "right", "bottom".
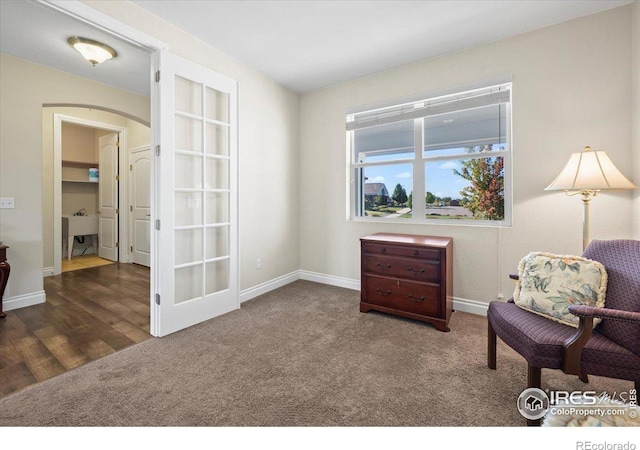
{"left": 67, "top": 36, "right": 117, "bottom": 66}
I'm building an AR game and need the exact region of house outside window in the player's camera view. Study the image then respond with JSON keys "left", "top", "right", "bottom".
{"left": 364, "top": 182, "right": 390, "bottom": 207}
{"left": 347, "top": 83, "right": 512, "bottom": 226}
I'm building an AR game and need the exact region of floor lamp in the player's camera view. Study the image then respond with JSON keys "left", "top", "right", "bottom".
{"left": 545, "top": 146, "right": 637, "bottom": 251}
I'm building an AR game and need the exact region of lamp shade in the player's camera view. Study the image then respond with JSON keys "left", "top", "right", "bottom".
{"left": 545, "top": 146, "right": 636, "bottom": 191}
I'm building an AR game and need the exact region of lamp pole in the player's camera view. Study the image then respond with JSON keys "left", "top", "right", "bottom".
{"left": 569, "top": 189, "right": 598, "bottom": 251}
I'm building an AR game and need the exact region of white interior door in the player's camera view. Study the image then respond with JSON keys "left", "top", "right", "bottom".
{"left": 130, "top": 146, "right": 151, "bottom": 267}
{"left": 98, "top": 133, "right": 119, "bottom": 262}
{"left": 155, "top": 51, "right": 238, "bottom": 336}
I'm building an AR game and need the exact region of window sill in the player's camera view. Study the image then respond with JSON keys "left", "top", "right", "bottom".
{"left": 348, "top": 216, "right": 511, "bottom": 228}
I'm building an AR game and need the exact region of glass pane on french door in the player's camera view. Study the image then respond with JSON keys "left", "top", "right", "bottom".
{"left": 174, "top": 77, "right": 231, "bottom": 304}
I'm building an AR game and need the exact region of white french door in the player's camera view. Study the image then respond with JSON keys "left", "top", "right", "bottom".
{"left": 154, "top": 51, "right": 238, "bottom": 337}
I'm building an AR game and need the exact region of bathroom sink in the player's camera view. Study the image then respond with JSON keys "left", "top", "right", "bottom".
{"left": 62, "top": 215, "right": 98, "bottom": 237}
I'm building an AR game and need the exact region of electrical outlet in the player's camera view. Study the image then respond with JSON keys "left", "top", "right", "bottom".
{"left": 0, "top": 198, "right": 15, "bottom": 209}
{"left": 497, "top": 293, "right": 504, "bottom": 300}
{"left": 256, "top": 258, "right": 262, "bottom": 270}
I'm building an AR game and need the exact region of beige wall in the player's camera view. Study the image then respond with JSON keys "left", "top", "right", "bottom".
{"left": 633, "top": 1, "right": 640, "bottom": 240}
{"left": 62, "top": 183, "right": 98, "bottom": 216}
{"left": 298, "top": 6, "right": 635, "bottom": 305}
{"left": 127, "top": 119, "right": 151, "bottom": 150}
{"left": 86, "top": 1, "right": 301, "bottom": 291}
{"left": 42, "top": 106, "right": 150, "bottom": 270}
{"left": 62, "top": 123, "right": 96, "bottom": 162}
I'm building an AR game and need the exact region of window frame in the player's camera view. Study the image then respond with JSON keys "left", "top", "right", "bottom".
{"left": 347, "top": 83, "right": 512, "bottom": 227}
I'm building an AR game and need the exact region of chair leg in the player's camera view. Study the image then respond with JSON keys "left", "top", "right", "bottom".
{"left": 488, "top": 320, "right": 497, "bottom": 370}
{"left": 528, "top": 364, "right": 541, "bottom": 389}
{"left": 527, "top": 364, "right": 542, "bottom": 427}
{"left": 579, "top": 370, "right": 589, "bottom": 384}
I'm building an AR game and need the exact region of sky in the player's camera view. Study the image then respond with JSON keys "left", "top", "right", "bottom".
{"left": 361, "top": 144, "right": 506, "bottom": 201}
{"left": 364, "top": 159, "right": 469, "bottom": 200}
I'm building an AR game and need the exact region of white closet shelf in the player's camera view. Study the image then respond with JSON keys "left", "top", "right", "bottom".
{"left": 62, "top": 160, "right": 99, "bottom": 168}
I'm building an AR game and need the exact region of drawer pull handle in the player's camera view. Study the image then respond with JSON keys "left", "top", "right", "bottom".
{"left": 380, "top": 247, "right": 386, "bottom": 253}
{"left": 413, "top": 250, "right": 419, "bottom": 256}
{"left": 407, "top": 267, "right": 425, "bottom": 274}
{"left": 376, "top": 262, "right": 391, "bottom": 270}
{"left": 376, "top": 289, "right": 392, "bottom": 296}
{"left": 407, "top": 294, "right": 425, "bottom": 302}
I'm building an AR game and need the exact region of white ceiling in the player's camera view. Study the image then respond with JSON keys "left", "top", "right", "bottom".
{"left": 133, "top": 0, "right": 632, "bottom": 92}
{"left": 0, "top": 0, "right": 150, "bottom": 96}
{"left": 0, "top": 1, "right": 632, "bottom": 96}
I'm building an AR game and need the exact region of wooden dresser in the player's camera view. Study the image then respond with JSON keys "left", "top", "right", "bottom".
{"left": 360, "top": 233, "right": 453, "bottom": 332}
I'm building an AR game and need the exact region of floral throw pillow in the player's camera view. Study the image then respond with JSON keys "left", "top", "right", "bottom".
{"left": 513, "top": 252, "right": 607, "bottom": 328}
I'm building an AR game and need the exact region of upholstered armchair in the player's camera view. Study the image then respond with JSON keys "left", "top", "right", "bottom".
{"left": 487, "top": 240, "right": 640, "bottom": 425}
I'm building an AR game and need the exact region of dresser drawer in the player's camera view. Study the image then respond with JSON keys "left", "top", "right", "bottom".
{"left": 363, "top": 243, "right": 441, "bottom": 261}
{"left": 364, "top": 255, "right": 440, "bottom": 283}
{"left": 363, "top": 276, "right": 440, "bottom": 317}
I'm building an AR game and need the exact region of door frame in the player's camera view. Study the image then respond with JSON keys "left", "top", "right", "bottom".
{"left": 43, "top": 0, "right": 167, "bottom": 336}
{"left": 53, "top": 114, "right": 127, "bottom": 275}
{"left": 128, "top": 144, "right": 151, "bottom": 267}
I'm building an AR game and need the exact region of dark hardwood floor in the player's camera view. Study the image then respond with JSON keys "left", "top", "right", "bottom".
{"left": 0, "top": 263, "right": 150, "bottom": 397}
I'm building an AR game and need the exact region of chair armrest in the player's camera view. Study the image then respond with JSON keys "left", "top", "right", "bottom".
{"left": 562, "top": 306, "right": 640, "bottom": 377}
{"left": 509, "top": 273, "right": 519, "bottom": 281}
{"left": 568, "top": 305, "right": 640, "bottom": 324}
{"left": 562, "top": 315, "right": 594, "bottom": 376}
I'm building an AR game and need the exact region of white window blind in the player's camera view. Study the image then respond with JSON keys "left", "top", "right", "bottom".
{"left": 346, "top": 83, "right": 511, "bottom": 131}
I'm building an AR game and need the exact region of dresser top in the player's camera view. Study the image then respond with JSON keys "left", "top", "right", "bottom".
{"left": 361, "top": 233, "right": 452, "bottom": 248}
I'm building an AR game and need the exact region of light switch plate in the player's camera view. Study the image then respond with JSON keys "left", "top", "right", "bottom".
{"left": 0, "top": 198, "right": 15, "bottom": 209}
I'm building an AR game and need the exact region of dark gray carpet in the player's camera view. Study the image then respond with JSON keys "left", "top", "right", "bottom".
{"left": 0, "top": 280, "right": 633, "bottom": 426}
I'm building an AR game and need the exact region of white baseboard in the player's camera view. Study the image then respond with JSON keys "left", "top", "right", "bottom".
{"left": 453, "top": 297, "right": 489, "bottom": 316}
{"left": 299, "top": 270, "right": 360, "bottom": 291}
{"left": 238, "top": 269, "right": 488, "bottom": 317}
{"left": 240, "top": 270, "right": 300, "bottom": 303}
{"left": 299, "top": 270, "right": 488, "bottom": 317}
{"left": 43, "top": 266, "right": 55, "bottom": 277}
{"left": 4, "top": 290, "right": 46, "bottom": 312}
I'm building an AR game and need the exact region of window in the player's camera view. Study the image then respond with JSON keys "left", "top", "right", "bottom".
{"left": 348, "top": 83, "right": 511, "bottom": 225}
